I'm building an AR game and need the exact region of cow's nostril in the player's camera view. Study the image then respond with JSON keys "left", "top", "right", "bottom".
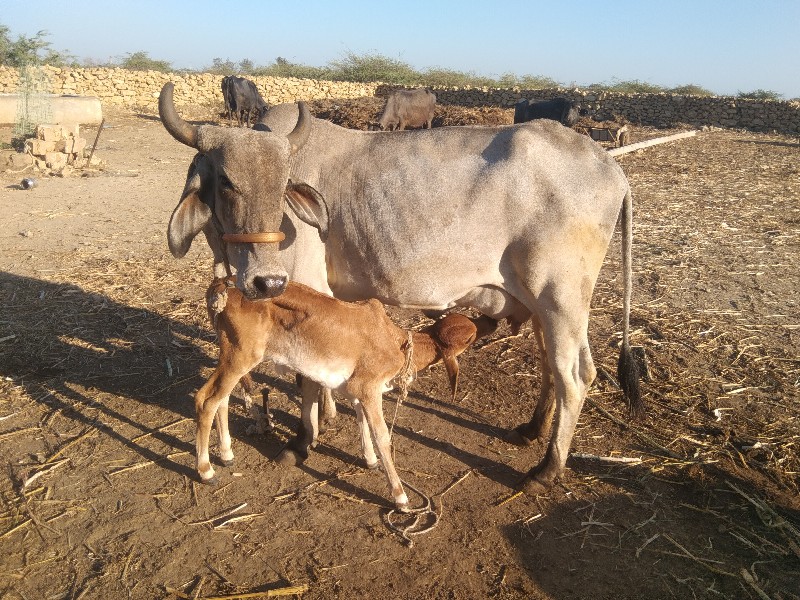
{"left": 253, "top": 275, "right": 287, "bottom": 298}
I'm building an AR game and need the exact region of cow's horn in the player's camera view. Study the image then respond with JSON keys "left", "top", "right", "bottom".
{"left": 286, "top": 102, "right": 311, "bottom": 154}
{"left": 159, "top": 82, "right": 199, "bottom": 148}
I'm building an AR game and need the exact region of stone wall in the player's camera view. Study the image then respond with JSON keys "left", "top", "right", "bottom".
{"left": 428, "top": 86, "right": 800, "bottom": 132}
{"left": 0, "top": 66, "right": 380, "bottom": 109}
{"left": 1, "top": 65, "right": 798, "bottom": 133}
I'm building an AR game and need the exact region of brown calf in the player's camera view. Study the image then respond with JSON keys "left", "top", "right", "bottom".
{"left": 197, "top": 277, "right": 494, "bottom": 510}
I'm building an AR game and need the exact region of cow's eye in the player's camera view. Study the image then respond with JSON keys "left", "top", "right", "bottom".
{"left": 219, "top": 174, "right": 234, "bottom": 190}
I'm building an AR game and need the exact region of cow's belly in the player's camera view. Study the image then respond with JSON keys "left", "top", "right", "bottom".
{"left": 327, "top": 259, "right": 530, "bottom": 321}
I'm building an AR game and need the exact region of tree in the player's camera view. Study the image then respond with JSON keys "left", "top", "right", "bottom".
{"left": 209, "top": 58, "right": 237, "bottom": 75}
{"left": 0, "top": 23, "right": 74, "bottom": 67}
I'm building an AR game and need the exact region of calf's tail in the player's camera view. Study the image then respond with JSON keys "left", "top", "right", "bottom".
{"left": 617, "top": 188, "right": 644, "bottom": 418}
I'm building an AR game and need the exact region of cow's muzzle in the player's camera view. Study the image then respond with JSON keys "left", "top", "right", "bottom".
{"left": 226, "top": 230, "right": 289, "bottom": 299}
{"left": 251, "top": 274, "right": 288, "bottom": 298}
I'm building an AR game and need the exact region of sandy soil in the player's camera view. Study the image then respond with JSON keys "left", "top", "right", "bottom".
{"left": 0, "top": 101, "right": 798, "bottom": 600}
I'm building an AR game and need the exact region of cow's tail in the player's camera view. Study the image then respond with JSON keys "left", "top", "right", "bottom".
{"left": 617, "top": 187, "right": 644, "bottom": 418}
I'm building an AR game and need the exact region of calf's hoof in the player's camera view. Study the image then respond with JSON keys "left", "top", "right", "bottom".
{"left": 394, "top": 501, "right": 411, "bottom": 513}
{"left": 274, "top": 447, "right": 307, "bottom": 467}
{"left": 365, "top": 460, "right": 380, "bottom": 471}
{"left": 199, "top": 474, "right": 219, "bottom": 486}
{"left": 220, "top": 458, "right": 234, "bottom": 467}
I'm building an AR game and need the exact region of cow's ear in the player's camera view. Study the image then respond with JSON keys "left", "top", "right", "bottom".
{"left": 285, "top": 180, "right": 329, "bottom": 240}
{"left": 168, "top": 189, "right": 212, "bottom": 258}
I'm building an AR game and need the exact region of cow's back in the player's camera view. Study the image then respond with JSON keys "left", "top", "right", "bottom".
{"left": 306, "top": 119, "right": 627, "bottom": 308}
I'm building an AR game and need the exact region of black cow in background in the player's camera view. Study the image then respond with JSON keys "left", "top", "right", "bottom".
{"left": 221, "top": 76, "right": 268, "bottom": 127}
{"left": 513, "top": 97, "right": 585, "bottom": 126}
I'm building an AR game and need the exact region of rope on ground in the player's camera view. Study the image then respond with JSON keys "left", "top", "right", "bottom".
{"left": 384, "top": 470, "right": 473, "bottom": 548}
{"left": 385, "top": 478, "right": 439, "bottom": 548}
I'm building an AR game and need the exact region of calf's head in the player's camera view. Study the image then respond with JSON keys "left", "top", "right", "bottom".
{"left": 160, "top": 82, "right": 311, "bottom": 299}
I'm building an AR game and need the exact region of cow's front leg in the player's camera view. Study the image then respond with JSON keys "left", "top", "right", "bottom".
{"left": 319, "top": 387, "right": 337, "bottom": 433}
{"left": 296, "top": 374, "right": 337, "bottom": 435}
{"left": 274, "top": 376, "right": 320, "bottom": 466}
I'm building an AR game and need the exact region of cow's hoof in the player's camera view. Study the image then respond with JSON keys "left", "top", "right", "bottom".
{"left": 515, "top": 470, "right": 553, "bottom": 496}
{"left": 221, "top": 458, "right": 234, "bottom": 467}
{"left": 504, "top": 427, "right": 535, "bottom": 447}
{"left": 274, "top": 447, "right": 307, "bottom": 467}
{"left": 365, "top": 460, "right": 380, "bottom": 471}
{"left": 199, "top": 474, "right": 219, "bottom": 486}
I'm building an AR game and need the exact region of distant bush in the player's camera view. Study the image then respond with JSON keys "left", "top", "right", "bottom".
{"left": 589, "top": 79, "right": 666, "bottom": 94}
{"left": 737, "top": 89, "right": 783, "bottom": 101}
{"left": 669, "top": 84, "right": 714, "bottom": 97}
{"left": 420, "top": 68, "right": 493, "bottom": 88}
{"left": 251, "top": 57, "right": 332, "bottom": 80}
{"left": 119, "top": 51, "right": 171, "bottom": 72}
{"left": 325, "top": 52, "right": 419, "bottom": 84}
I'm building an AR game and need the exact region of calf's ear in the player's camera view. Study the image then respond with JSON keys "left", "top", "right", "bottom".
{"left": 168, "top": 192, "right": 211, "bottom": 258}
{"left": 285, "top": 180, "right": 329, "bottom": 240}
{"left": 443, "top": 354, "right": 461, "bottom": 402}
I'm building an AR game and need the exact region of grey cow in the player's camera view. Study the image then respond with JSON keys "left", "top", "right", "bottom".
{"left": 159, "top": 82, "right": 641, "bottom": 495}
{"left": 377, "top": 88, "right": 436, "bottom": 130}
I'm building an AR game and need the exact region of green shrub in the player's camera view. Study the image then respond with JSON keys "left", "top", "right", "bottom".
{"left": 119, "top": 51, "right": 171, "bottom": 72}
{"left": 669, "top": 84, "right": 715, "bottom": 96}
{"left": 737, "top": 89, "right": 783, "bottom": 101}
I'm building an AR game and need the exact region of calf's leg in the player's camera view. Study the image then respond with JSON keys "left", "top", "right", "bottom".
{"left": 195, "top": 367, "right": 246, "bottom": 482}
{"left": 352, "top": 399, "right": 379, "bottom": 469}
{"left": 359, "top": 392, "right": 409, "bottom": 511}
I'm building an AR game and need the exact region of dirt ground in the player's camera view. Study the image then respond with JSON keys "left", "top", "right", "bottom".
{"left": 1, "top": 99, "right": 799, "bottom": 600}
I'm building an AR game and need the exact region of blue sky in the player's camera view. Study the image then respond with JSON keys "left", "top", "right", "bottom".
{"left": 2, "top": 0, "right": 798, "bottom": 98}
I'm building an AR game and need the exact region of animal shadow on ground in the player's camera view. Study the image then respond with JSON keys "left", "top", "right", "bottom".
{"left": 501, "top": 448, "right": 800, "bottom": 599}
{"left": 0, "top": 270, "right": 521, "bottom": 500}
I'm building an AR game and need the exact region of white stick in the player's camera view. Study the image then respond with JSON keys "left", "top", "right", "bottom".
{"left": 571, "top": 453, "right": 642, "bottom": 464}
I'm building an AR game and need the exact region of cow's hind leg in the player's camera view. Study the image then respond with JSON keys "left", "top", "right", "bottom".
{"left": 505, "top": 316, "right": 555, "bottom": 446}
{"left": 518, "top": 308, "right": 596, "bottom": 494}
